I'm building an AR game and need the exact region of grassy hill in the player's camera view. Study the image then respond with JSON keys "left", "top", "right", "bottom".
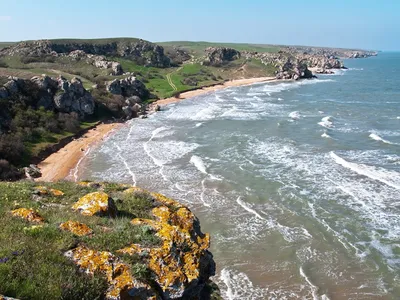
{"left": 159, "top": 41, "right": 280, "bottom": 57}
{"left": 0, "top": 42, "right": 15, "bottom": 49}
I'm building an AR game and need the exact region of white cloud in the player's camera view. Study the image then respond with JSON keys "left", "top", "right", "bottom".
{"left": 0, "top": 16, "right": 11, "bottom": 21}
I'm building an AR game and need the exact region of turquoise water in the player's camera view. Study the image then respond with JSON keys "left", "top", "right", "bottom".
{"left": 82, "top": 53, "right": 400, "bottom": 299}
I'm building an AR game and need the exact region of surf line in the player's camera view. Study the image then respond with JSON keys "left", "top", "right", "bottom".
{"left": 114, "top": 142, "right": 137, "bottom": 186}
{"left": 143, "top": 127, "right": 171, "bottom": 183}
{"left": 70, "top": 146, "right": 92, "bottom": 182}
{"left": 190, "top": 155, "right": 223, "bottom": 207}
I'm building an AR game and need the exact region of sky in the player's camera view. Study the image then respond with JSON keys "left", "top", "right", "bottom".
{"left": 0, "top": 0, "right": 399, "bottom": 50}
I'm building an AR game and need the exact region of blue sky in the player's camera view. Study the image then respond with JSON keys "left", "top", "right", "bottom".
{"left": 0, "top": 0, "right": 399, "bottom": 50}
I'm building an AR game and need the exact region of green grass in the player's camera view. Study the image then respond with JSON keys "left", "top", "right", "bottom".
{"left": 159, "top": 41, "right": 280, "bottom": 57}
{"left": 0, "top": 42, "right": 15, "bottom": 49}
{"left": 0, "top": 181, "right": 162, "bottom": 299}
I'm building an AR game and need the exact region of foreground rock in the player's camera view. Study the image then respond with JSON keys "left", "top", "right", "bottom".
{"left": 72, "top": 191, "right": 117, "bottom": 218}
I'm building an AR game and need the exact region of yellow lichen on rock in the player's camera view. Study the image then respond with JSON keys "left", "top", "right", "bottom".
{"left": 11, "top": 208, "right": 44, "bottom": 223}
{"left": 34, "top": 186, "right": 64, "bottom": 196}
{"left": 59, "top": 221, "right": 93, "bottom": 236}
{"left": 72, "top": 192, "right": 117, "bottom": 217}
{"left": 65, "top": 246, "right": 154, "bottom": 299}
{"left": 122, "top": 197, "right": 214, "bottom": 298}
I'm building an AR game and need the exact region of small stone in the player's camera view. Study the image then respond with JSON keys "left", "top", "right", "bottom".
{"left": 11, "top": 208, "right": 44, "bottom": 223}
{"left": 59, "top": 221, "right": 93, "bottom": 236}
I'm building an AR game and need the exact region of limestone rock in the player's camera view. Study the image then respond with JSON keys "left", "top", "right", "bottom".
{"left": 120, "top": 188, "right": 216, "bottom": 299}
{"left": 34, "top": 186, "right": 64, "bottom": 196}
{"left": 72, "top": 191, "right": 117, "bottom": 218}
{"left": 65, "top": 246, "right": 156, "bottom": 299}
{"left": 23, "top": 164, "right": 42, "bottom": 179}
{"left": 202, "top": 47, "right": 241, "bottom": 66}
{"left": 54, "top": 77, "right": 95, "bottom": 116}
{"left": 106, "top": 76, "right": 149, "bottom": 99}
{"left": 11, "top": 208, "right": 44, "bottom": 223}
{"left": 59, "top": 221, "right": 93, "bottom": 236}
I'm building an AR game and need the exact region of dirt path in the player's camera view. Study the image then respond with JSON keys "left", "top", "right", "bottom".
{"left": 165, "top": 67, "right": 183, "bottom": 91}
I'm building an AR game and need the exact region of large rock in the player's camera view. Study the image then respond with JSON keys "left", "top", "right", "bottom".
{"left": 119, "top": 188, "right": 216, "bottom": 299}
{"left": 202, "top": 47, "right": 241, "bottom": 66}
{"left": 107, "top": 76, "right": 149, "bottom": 99}
{"left": 54, "top": 77, "right": 95, "bottom": 116}
{"left": 72, "top": 191, "right": 117, "bottom": 218}
{"left": 88, "top": 54, "right": 123, "bottom": 75}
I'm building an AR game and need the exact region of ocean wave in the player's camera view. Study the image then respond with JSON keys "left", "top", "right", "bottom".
{"left": 289, "top": 111, "right": 301, "bottom": 120}
{"left": 330, "top": 152, "right": 400, "bottom": 190}
{"left": 369, "top": 133, "right": 396, "bottom": 145}
{"left": 321, "top": 131, "right": 332, "bottom": 139}
{"left": 190, "top": 155, "right": 208, "bottom": 174}
{"left": 318, "top": 116, "right": 334, "bottom": 128}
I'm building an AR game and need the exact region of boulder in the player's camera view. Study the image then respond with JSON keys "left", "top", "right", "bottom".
{"left": 125, "top": 95, "right": 141, "bottom": 106}
{"left": 54, "top": 77, "right": 95, "bottom": 116}
{"left": 23, "top": 164, "right": 42, "bottom": 179}
{"left": 4, "top": 79, "right": 19, "bottom": 95}
{"left": 106, "top": 76, "right": 149, "bottom": 99}
{"left": 202, "top": 47, "right": 241, "bottom": 66}
{"left": 72, "top": 192, "right": 117, "bottom": 218}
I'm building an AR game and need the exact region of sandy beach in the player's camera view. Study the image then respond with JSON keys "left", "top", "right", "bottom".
{"left": 37, "top": 76, "right": 276, "bottom": 182}
{"left": 154, "top": 76, "right": 276, "bottom": 106}
{"left": 36, "top": 122, "right": 122, "bottom": 182}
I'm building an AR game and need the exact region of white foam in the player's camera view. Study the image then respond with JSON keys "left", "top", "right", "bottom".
{"left": 195, "top": 122, "right": 203, "bottom": 127}
{"left": 289, "top": 111, "right": 301, "bottom": 120}
{"left": 114, "top": 143, "right": 136, "bottom": 186}
{"left": 369, "top": 133, "right": 396, "bottom": 145}
{"left": 299, "top": 266, "right": 321, "bottom": 300}
{"left": 70, "top": 146, "right": 91, "bottom": 182}
{"left": 321, "top": 131, "right": 332, "bottom": 139}
{"left": 318, "top": 116, "right": 334, "bottom": 128}
{"left": 236, "top": 196, "right": 265, "bottom": 220}
{"left": 190, "top": 155, "right": 207, "bottom": 174}
{"left": 330, "top": 152, "right": 400, "bottom": 190}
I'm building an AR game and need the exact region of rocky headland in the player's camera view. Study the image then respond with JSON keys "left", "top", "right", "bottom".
{"left": 0, "top": 181, "right": 221, "bottom": 299}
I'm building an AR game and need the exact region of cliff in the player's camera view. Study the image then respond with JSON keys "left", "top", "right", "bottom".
{"left": 0, "top": 39, "right": 171, "bottom": 68}
{"left": 0, "top": 181, "right": 220, "bottom": 300}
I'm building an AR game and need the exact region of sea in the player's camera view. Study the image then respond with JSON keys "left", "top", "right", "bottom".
{"left": 80, "top": 52, "right": 400, "bottom": 299}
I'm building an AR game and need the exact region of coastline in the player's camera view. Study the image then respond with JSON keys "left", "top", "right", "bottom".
{"left": 154, "top": 76, "right": 277, "bottom": 106}
{"left": 36, "top": 122, "right": 122, "bottom": 182}
{"left": 36, "top": 76, "right": 278, "bottom": 182}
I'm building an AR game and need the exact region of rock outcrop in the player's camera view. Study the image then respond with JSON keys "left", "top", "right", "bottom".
{"left": 107, "top": 76, "right": 150, "bottom": 99}
{"left": 11, "top": 208, "right": 44, "bottom": 223}
{"left": 202, "top": 47, "right": 241, "bottom": 66}
{"left": 68, "top": 50, "right": 123, "bottom": 75}
{"left": 54, "top": 77, "right": 95, "bottom": 116}
{"left": 0, "top": 75, "right": 95, "bottom": 117}
{"left": 0, "top": 39, "right": 171, "bottom": 68}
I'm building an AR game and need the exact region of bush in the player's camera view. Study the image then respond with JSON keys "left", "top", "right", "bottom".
{"left": 0, "top": 134, "right": 25, "bottom": 166}
{"left": 0, "top": 159, "right": 22, "bottom": 181}
{"left": 0, "top": 59, "right": 8, "bottom": 68}
{"left": 58, "top": 112, "right": 80, "bottom": 133}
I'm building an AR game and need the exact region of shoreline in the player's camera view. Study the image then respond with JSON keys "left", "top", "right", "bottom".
{"left": 36, "top": 122, "right": 123, "bottom": 182}
{"left": 36, "top": 76, "right": 278, "bottom": 182}
{"left": 154, "top": 76, "right": 277, "bottom": 107}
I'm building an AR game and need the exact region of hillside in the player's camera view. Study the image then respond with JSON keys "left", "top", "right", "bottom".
{"left": 0, "top": 181, "right": 220, "bottom": 299}
{"left": 0, "top": 38, "right": 377, "bottom": 181}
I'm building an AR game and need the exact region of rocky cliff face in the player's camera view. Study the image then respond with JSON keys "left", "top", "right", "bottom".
{"left": 0, "top": 75, "right": 95, "bottom": 117}
{"left": 202, "top": 47, "right": 241, "bottom": 66}
{"left": 0, "top": 39, "right": 171, "bottom": 68}
{"left": 68, "top": 50, "right": 123, "bottom": 75}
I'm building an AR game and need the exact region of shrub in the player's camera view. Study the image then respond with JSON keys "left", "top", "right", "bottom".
{"left": 0, "top": 134, "right": 25, "bottom": 166}
{"left": 0, "top": 159, "right": 22, "bottom": 181}
{"left": 0, "top": 59, "right": 8, "bottom": 68}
